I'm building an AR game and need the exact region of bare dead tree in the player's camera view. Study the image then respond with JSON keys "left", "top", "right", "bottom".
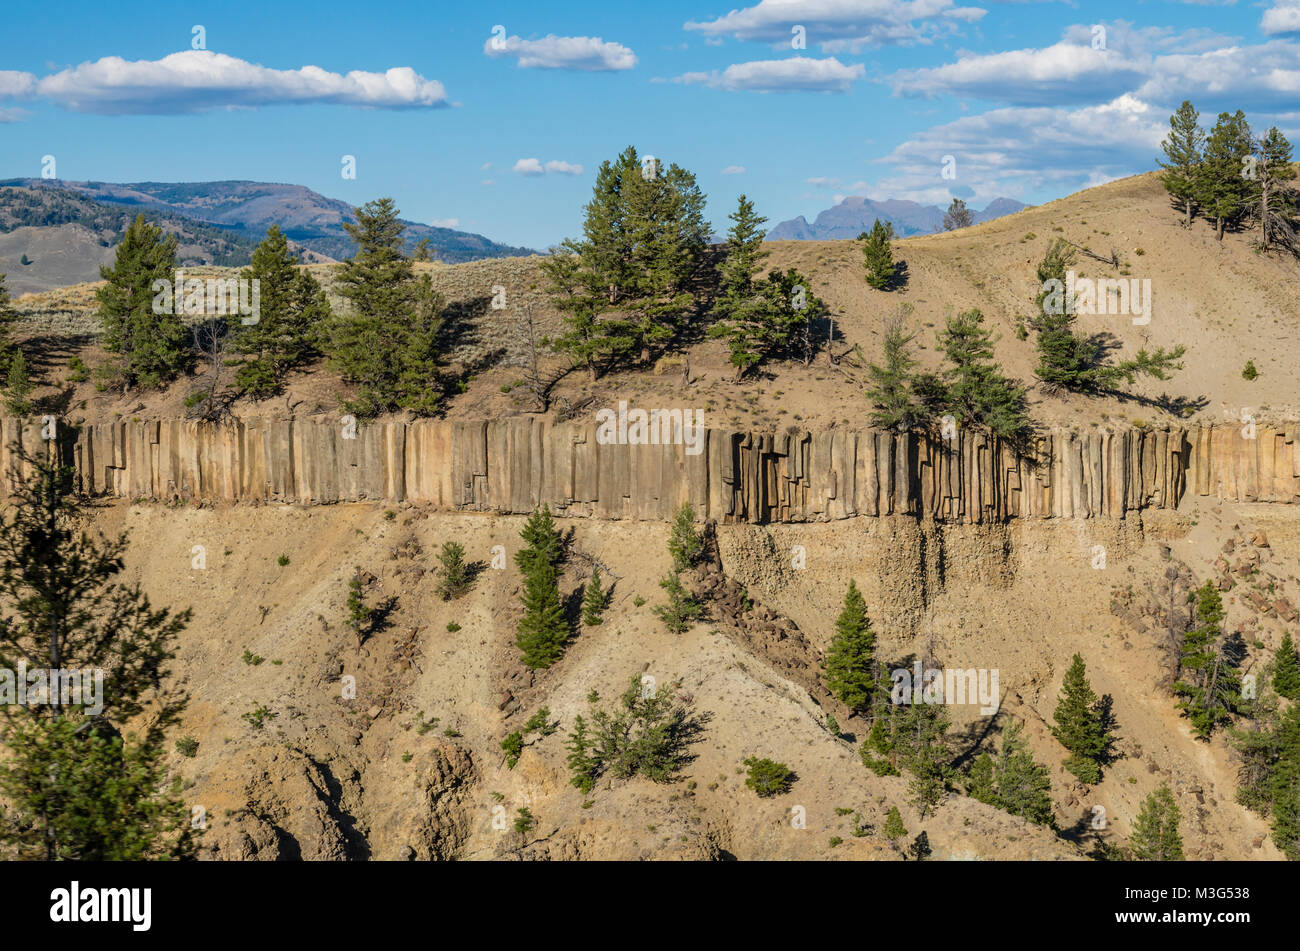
{"left": 188, "top": 317, "right": 231, "bottom": 421}
{"left": 514, "top": 304, "right": 573, "bottom": 413}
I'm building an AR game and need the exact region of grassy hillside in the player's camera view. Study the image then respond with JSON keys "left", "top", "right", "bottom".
{"left": 9, "top": 171, "right": 1298, "bottom": 431}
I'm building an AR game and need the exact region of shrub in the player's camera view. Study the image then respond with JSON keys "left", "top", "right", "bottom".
{"left": 743, "top": 756, "right": 795, "bottom": 797}
{"left": 175, "top": 736, "right": 199, "bottom": 758}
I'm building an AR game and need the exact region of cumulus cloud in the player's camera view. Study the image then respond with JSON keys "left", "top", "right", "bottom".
{"left": 514, "top": 158, "right": 584, "bottom": 176}
{"left": 0, "top": 70, "right": 38, "bottom": 99}
{"left": 484, "top": 34, "right": 637, "bottom": 70}
{"left": 888, "top": 23, "right": 1300, "bottom": 111}
{"left": 891, "top": 41, "right": 1148, "bottom": 104}
{"left": 18, "top": 50, "right": 447, "bottom": 114}
{"left": 430, "top": 217, "right": 460, "bottom": 228}
{"left": 684, "top": 0, "right": 986, "bottom": 52}
{"left": 722, "top": 165, "right": 746, "bottom": 174}
{"left": 1263, "top": 2, "right": 1300, "bottom": 36}
{"left": 867, "top": 94, "right": 1165, "bottom": 205}
{"left": 675, "top": 56, "right": 865, "bottom": 92}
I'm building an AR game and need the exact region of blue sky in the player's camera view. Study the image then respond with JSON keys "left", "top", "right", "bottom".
{"left": 2, "top": 0, "right": 1299, "bottom": 249}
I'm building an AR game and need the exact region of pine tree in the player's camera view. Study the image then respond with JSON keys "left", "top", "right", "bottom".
{"left": 822, "top": 580, "right": 877, "bottom": 714}
{"left": 942, "top": 198, "right": 973, "bottom": 231}
{"left": 1274, "top": 631, "right": 1300, "bottom": 701}
{"left": 1252, "top": 126, "right": 1299, "bottom": 254}
{"left": 936, "top": 308, "right": 1031, "bottom": 443}
{"left": 324, "top": 198, "right": 444, "bottom": 417}
{"left": 1269, "top": 704, "right": 1300, "bottom": 859}
{"left": 0, "top": 272, "right": 15, "bottom": 366}
{"left": 882, "top": 805, "right": 907, "bottom": 840}
{"left": 581, "top": 567, "right": 606, "bottom": 626}
{"left": 1158, "top": 100, "right": 1205, "bottom": 227}
{"left": 233, "top": 225, "right": 327, "bottom": 400}
{"left": 897, "top": 701, "right": 952, "bottom": 816}
{"left": 0, "top": 448, "right": 195, "bottom": 859}
{"left": 1197, "top": 110, "right": 1253, "bottom": 240}
{"left": 866, "top": 317, "right": 925, "bottom": 431}
{"left": 516, "top": 560, "right": 569, "bottom": 669}
{"left": 1175, "top": 581, "right": 1240, "bottom": 740}
{"left": 515, "top": 504, "right": 563, "bottom": 576}
{"left": 4, "top": 348, "right": 32, "bottom": 415}
{"left": 858, "top": 219, "right": 898, "bottom": 290}
{"left": 434, "top": 541, "right": 473, "bottom": 601}
{"left": 667, "top": 502, "right": 703, "bottom": 572}
{"left": 710, "top": 195, "right": 777, "bottom": 379}
{"left": 541, "top": 241, "right": 615, "bottom": 380}
{"left": 346, "top": 569, "right": 372, "bottom": 649}
{"left": 653, "top": 571, "right": 704, "bottom": 635}
{"left": 992, "top": 721, "right": 1055, "bottom": 826}
{"left": 96, "top": 214, "right": 189, "bottom": 391}
{"left": 1032, "top": 239, "right": 1184, "bottom": 392}
{"left": 1129, "top": 783, "right": 1184, "bottom": 860}
{"left": 1052, "top": 653, "right": 1112, "bottom": 784}
{"left": 967, "top": 752, "right": 998, "bottom": 806}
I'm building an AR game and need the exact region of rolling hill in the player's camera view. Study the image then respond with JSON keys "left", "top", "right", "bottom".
{"left": 1, "top": 178, "right": 537, "bottom": 266}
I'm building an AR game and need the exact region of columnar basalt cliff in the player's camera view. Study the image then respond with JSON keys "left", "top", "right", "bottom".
{"left": 4, "top": 417, "right": 1297, "bottom": 521}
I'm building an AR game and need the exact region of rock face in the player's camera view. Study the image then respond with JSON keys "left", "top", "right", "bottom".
{"left": 5, "top": 417, "right": 1296, "bottom": 521}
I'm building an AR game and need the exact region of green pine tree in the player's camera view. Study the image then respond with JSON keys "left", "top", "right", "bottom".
{"left": 1197, "top": 110, "right": 1253, "bottom": 240}
{"left": 4, "top": 347, "right": 32, "bottom": 415}
{"left": 0, "top": 448, "right": 195, "bottom": 859}
{"left": 1274, "top": 631, "right": 1300, "bottom": 701}
{"left": 515, "top": 504, "right": 563, "bottom": 576}
{"left": 516, "top": 560, "right": 569, "bottom": 669}
{"left": 581, "top": 567, "right": 606, "bottom": 626}
{"left": 233, "top": 225, "right": 328, "bottom": 400}
{"left": 1269, "top": 704, "right": 1300, "bottom": 859}
{"left": 653, "top": 571, "right": 704, "bottom": 635}
{"left": 1174, "top": 581, "right": 1240, "bottom": 740}
{"left": 667, "top": 502, "right": 703, "bottom": 572}
{"left": 324, "top": 198, "right": 443, "bottom": 417}
{"left": 1129, "top": 783, "right": 1184, "bottom": 860}
{"left": 858, "top": 219, "right": 898, "bottom": 290}
{"left": 866, "top": 316, "right": 925, "bottom": 431}
{"left": 434, "top": 540, "right": 474, "bottom": 601}
{"left": 1253, "top": 126, "right": 1299, "bottom": 254}
{"left": 96, "top": 213, "right": 189, "bottom": 391}
{"left": 1051, "top": 653, "right": 1113, "bottom": 784}
{"left": 991, "top": 721, "right": 1055, "bottom": 826}
{"left": 1158, "top": 100, "right": 1205, "bottom": 226}
{"left": 822, "top": 580, "right": 877, "bottom": 714}
{"left": 882, "top": 805, "right": 907, "bottom": 840}
{"left": 935, "top": 308, "right": 1032, "bottom": 444}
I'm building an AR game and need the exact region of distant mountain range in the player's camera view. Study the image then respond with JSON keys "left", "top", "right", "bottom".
{"left": 0, "top": 184, "right": 270, "bottom": 295}
{"left": 1, "top": 178, "right": 536, "bottom": 275}
{"left": 768, "top": 196, "right": 1029, "bottom": 241}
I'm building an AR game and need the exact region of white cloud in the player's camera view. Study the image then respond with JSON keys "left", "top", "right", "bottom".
{"left": 430, "top": 217, "right": 460, "bottom": 228}
{"left": 0, "top": 70, "right": 38, "bottom": 99}
{"left": 481, "top": 179, "right": 495, "bottom": 186}
{"left": 1263, "top": 2, "right": 1300, "bottom": 36}
{"left": 513, "top": 158, "right": 583, "bottom": 176}
{"left": 25, "top": 51, "right": 447, "bottom": 114}
{"left": 868, "top": 94, "right": 1165, "bottom": 205}
{"left": 722, "top": 165, "right": 746, "bottom": 174}
{"left": 891, "top": 41, "right": 1148, "bottom": 104}
{"left": 0, "top": 107, "right": 28, "bottom": 123}
{"left": 484, "top": 34, "right": 637, "bottom": 71}
{"left": 481, "top": 162, "right": 492, "bottom": 170}
{"left": 685, "top": 0, "right": 986, "bottom": 52}
{"left": 807, "top": 176, "right": 843, "bottom": 186}
{"left": 675, "top": 56, "right": 865, "bottom": 92}
{"left": 888, "top": 23, "right": 1300, "bottom": 111}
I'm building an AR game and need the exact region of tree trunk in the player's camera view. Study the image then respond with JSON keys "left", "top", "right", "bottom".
{"left": 1184, "top": 200, "right": 1192, "bottom": 227}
